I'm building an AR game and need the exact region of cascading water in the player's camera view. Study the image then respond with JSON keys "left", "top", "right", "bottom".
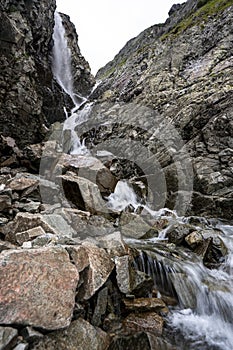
{"left": 52, "top": 11, "right": 89, "bottom": 155}
{"left": 51, "top": 11, "right": 233, "bottom": 349}
{"left": 134, "top": 223, "right": 233, "bottom": 350}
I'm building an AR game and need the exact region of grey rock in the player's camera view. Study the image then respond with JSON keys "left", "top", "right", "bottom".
{"left": 120, "top": 212, "right": 152, "bottom": 239}
{"left": 15, "top": 226, "right": 46, "bottom": 245}
{"left": 97, "top": 231, "right": 128, "bottom": 257}
{"left": 0, "top": 195, "right": 11, "bottom": 211}
{"left": 2, "top": 212, "right": 76, "bottom": 243}
{"left": 59, "top": 173, "right": 109, "bottom": 215}
{"left": 59, "top": 153, "right": 117, "bottom": 196}
{"left": 0, "top": 326, "right": 18, "bottom": 350}
{"left": 68, "top": 243, "right": 114, "bottom": 300}
{"left": 31, "top": 318, "right": 110, "bottom": 350}
{"left": 115, "top": 255, "right": 153, "bottom": 296}
{"left": 92, "top": 287, "right": 109, "bottom": 327}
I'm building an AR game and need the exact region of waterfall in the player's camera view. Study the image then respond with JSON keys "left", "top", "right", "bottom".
{"left": 52, "top": 11, "right": 89, "bottom": 154}
{"left": 51, "top": 10, "right": 233, "bottom": 349}
{"left": 134, "top": 223, "right": 233, "bottom": 350}
{"left": 52, "top": 12, "right": 74, "bottom": 101}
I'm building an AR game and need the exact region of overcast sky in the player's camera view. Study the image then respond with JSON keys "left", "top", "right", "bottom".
{"left": 56, "top": 0, "right": 184, "bottom": 75}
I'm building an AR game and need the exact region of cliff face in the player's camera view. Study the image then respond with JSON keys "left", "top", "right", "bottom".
{"left": 91, "top": 0, "right": 233, "bottom": 219}
{"left": 60, "top": 13, "right": 95, "bottom": 97}
{"left": 0, "top": 0, "right": 95, "bottom": 152}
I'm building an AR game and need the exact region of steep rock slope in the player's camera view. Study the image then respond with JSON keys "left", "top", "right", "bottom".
{"left": 90, "top": 0, "right": 233, "bottom": 219}
{"left": 0, "top": 0, "right": 94, "bottom": 151}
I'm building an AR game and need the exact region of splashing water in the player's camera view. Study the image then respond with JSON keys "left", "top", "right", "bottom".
{"left": 107, "top": 180, "right": 140, "bottom": 211}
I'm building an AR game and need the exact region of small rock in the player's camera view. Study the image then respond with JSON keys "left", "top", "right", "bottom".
{"left": 123, "top": 298, "right": 168, "bottom": 314}
{"left": 0, "top": 194, "right": 12, "bottom": 211}
{"left": 185, "top": 231, "right": 203, "bottom": 249}
{"left": 0, "top": 326, "right": 18, "bottom": 350}
{"left": 21, "top": 326, "right": 44, "bottom": 343}
{"left": 15, "top": 226, "right": 46, "bottom": 245}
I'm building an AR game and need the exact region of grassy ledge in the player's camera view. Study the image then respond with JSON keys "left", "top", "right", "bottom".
{"left": 161, "top": 0, "right": 233, "bottom": 41}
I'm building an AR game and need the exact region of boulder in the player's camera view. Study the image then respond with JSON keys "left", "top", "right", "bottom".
{"left": 97, "top": 231, "right": 129, "bottom": 257}
{"left": 0, "top": 247, "right": 79, "bottom": 330}
{"left": 31, "top": 318, "right": 110, "bottom": 350}
{"left": 115, "top": 255, "right": 153, "bottom": 296}
{"left": 62, "top": 208, "right": 116, "bottom": 239}
{"left": 120, "top": 212, "right": 152, "bottom": 239}
{"left": 1, "top": 212, "right": 76, "bottom": 243}
{"left": 59, "top": 173, "right": 108, "bottom": 215}
{"left": 61, "top": 154, "right": 117, "bottom": 196}
{"left": 68, "top": 244, "right": 115, "bottom": 300}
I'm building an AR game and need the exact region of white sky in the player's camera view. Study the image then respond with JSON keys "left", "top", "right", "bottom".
{"left": 56, "top": 0, "right": 184, "bottom": 75}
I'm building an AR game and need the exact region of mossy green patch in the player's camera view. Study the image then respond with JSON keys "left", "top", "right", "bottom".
{"left": 161, "top": 0, "right": 233, "bottom": 41}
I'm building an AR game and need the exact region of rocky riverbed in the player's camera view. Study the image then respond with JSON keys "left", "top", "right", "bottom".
{"left": 0, "top": 0, "right": 233, "bottom": 349}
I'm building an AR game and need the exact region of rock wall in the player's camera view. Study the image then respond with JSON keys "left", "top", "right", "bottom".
{"left": 60, "top": 13, "right": 95, "bottom": 97}
{"left": 0, "top": 0, "right": 95, "bottom": 152}
{"left": 92, "top": 0, "right": 233, "bottom": 219}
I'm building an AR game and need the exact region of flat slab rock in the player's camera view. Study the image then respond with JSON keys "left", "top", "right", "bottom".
{"left": 0, "top": 247, "right": 79, "bottom": 330}
{"left": 123, "top": 312, "right": 164, "bottom": 335}
{"left": 31, "top": 318, "right": 110, "bottom": 350}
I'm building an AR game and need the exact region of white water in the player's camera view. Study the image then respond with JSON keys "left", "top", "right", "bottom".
{"left": 107, "top": 180, "right": 140, "bottom": 211}
{"left": 52, "top": 11, "right": 89, "bottom": 154}
{"left": 52, "top": 12, "right": 233, "bottom": 349}
{"left": 134, "top": 223, "right": 233, "bottom": 350}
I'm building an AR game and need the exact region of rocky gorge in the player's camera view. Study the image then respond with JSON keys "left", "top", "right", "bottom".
{"left": 0, "top": 0, "right": 233, "bottom": 349}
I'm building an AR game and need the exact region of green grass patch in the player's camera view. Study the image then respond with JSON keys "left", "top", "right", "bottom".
{"left": 161, "top": 0, "right": 233, "bottom": 41}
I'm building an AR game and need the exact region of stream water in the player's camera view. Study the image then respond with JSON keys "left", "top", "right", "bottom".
{"left": 52, "top": 12, "right": 233, "bottom": 350}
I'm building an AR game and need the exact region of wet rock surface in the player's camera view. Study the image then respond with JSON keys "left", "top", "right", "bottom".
{"left": 0, "top": 1, "right": 233, "bottom": 349}
{"left": 0, "top": 0, "right": 94, "bottom": 152}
